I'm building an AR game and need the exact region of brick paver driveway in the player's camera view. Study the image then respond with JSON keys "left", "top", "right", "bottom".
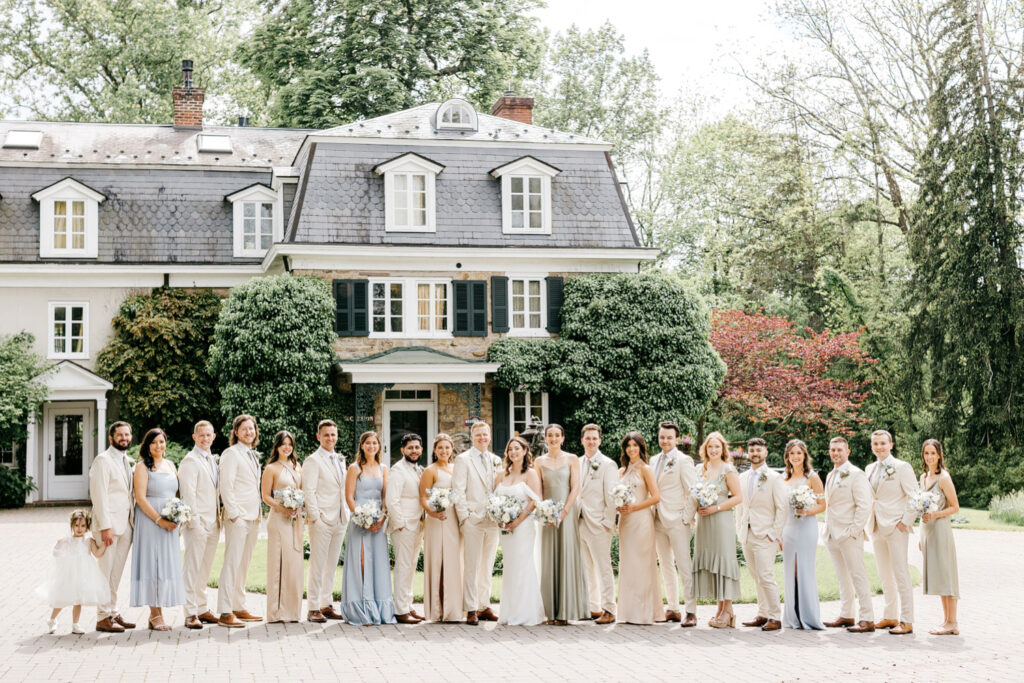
{"left": 1, "top": 506, "right": 1020, "bottom": 682}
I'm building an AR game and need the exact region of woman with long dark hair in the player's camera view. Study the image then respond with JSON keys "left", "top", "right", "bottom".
{"left": 260, "top": 430, "right": 303, "bottom": 623}
{"left": 615, "top": 432, "right": 661, "bottom": 624}
{"left": 919, "top": 439, "right": 960, "bottom": 635}
{"left": 781, "top": 439, "right": 826, "bottom": 630}
{"left": 419, "top": 433, "right": 464, "bottom": 622}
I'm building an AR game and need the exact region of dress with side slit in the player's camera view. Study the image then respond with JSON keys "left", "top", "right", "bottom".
{"left": 782, "top": 475, "right": 825, "bottom": 629}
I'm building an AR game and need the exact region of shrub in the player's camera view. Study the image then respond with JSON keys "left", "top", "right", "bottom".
{"left": 989, "top": 489, "right": 1024, "bottom": 526}
{"left": 0, "top": 466, "right": 36, "bottom": 508}
{"left": 0, "top": 332, "right": 51, "bottom": 452}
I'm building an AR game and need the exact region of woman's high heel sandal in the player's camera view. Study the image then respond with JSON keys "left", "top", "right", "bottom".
{"left": 929, "top": 624, "right": 959, "bottom": 635}
{"left": 148, "top": 617, "right": 171, "bottom": 632}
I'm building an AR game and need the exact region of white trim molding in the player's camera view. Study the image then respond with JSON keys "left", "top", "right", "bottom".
{"left": 0, "top": 263, "right": 264, "bottom": 289}
{"left": 32, "top": 177, "right": 106, "bottom": 259}
{"left": 47, "top": 301, "right": 89, "bottom": 360}
{"left": 490, "top": 156, "right": 560, "bottom": 236}
{"left": 506, "top": 275, "right": 548, "bottom": 336}
{"left": 340, "top": 361, "right": 500, "bottom": 384}
{"left": 373, "top": 152, "right": 445, "bottom": 233}
{"left": 435, "top": 99, "right": 478, "bottom": 131}
{"left": 226, "top": 183, "right": 281, "bottom": 258}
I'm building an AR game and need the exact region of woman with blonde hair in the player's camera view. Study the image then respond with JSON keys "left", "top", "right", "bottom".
{"left": 419, "top": 433, "right": 464, "bottom": 622}
{"left": 919, "top": 439, "right": 960, "bottom": 635}
{"left": 781, "top": 439, "right": 826, "bottom": 629}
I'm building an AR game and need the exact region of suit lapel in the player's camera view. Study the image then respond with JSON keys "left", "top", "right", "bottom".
{"left": 468, "top": 450, "right": 487, "bottom": 488}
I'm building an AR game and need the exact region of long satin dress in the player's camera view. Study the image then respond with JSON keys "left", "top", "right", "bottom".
{"left": 692, "top": 465, "right": 741, "bottom": 601}
{"left": 782, "top": 475, "right": 825, "bottom": 629}
{"left": 496, "top": 481, "right": 546, "bottom": 626}
{"left": 130, "top": 470, "right": 185, "bottom": 607}
{"left": 266, "top": 464, "right": 304, "bottom": 622}
{"left": 921, "top": 474, "right": 959, "bottom": 598}
{"left": 539, "top": 463, "right": 589, "bottom": 621}
{"left": 341, "top": 474, "right": 397, "bottom": 625}
{"left": 616, "top": 466, "right": 662, "bottom": 624}
{"left": 422, "top": 467, "right": 465, "bottom": 622}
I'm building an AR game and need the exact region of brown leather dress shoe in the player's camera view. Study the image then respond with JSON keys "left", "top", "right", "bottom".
{"left": 847, "top": 621, "right": 876, "bottom": 633}
{"left": 185, "top": 615, "right": 202, "bottom": 630}
{"left": 396, "top": 613, "right": 420, "bottom": 624}
{"left": 874, "top": 618, "right": 898, "bottom": 629}
{"left": 409, "top": 610, "right": 425, "bottom": 621}
{"left": 307, "top": 610, "right": 327, "bottom": 623}
{"left": 218, "top": 613, "right": 245, "bottom": 628}
{"left": 761, "top": 619, "right": 782, "bottom": 631}
{"left": 233, "top": 610, "right": 263, "bottom": 622}
{"left": 96, "top": 617, "right": 125, "bottom": 633}
{"left": 743, "top": 616, "right": 768, "bottom": 627}
{"left": 197, "top": 611, "right": 220, "bottom": 624}
{"left": 113, "top": 615, "right": 136, "bottom": 629}
{"left": 478, "top": 607, "right": 498, "bottom": 621}
{"left": 596, "top": 611, "right": 616, "bottom": 624}
{"left": 465, "top": 611, "right": 478, "bottom": 625}
{"left": 664, "top": 610, "right": 682, "bottom": 623}
{"left": 588, "top": 612, "right": 602, "bottom": 620}
{"left": 889, "top": 622, "right": 913, "bottom": 635}
{"left": 320, "top": 606, "right": 344, "bottom": 620}
{"left": 681, "top": 613, "right": 697, "bottom": 628}
{"left": 824, "top": 617, "right": 855, "bottom": 628}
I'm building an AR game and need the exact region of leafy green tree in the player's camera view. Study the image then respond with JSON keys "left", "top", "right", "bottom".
{"left": 0, "top": 332, "right": 51, "bottom": 455}
{"left": 239, "top": 0, "right": 544, "bottom": 128}
{"left": 208, "top": 276, "right": 336, "bottom": 456}
{"left": 97, "top": 288, "right": 222, "bottom": 445}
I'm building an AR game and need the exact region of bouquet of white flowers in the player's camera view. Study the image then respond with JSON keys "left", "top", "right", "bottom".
{"left": 160, "top": 497, "right": 193, "bottom": 524}
{"left": 426, "top": 487, "right": 455, "bottom": 512}
{"left": 788, "top": 484, "right": 818, "bottom": 511}
{"left": 908, "top": 489, "right": 941, "bottom": 517}
{"left": 352, "top": 500, "right": 384, "bottom": 530}
{"left": 486, "top": 493, "right": 524, "bottom": 524}
{"left": 690, "top": 480, "right": 721, "bottom": 508}
{"left": 534, "top": 498, "right": 564, "bottom": 526}
{"left": 275, "top": 486, "right": 305, "bottom": 510}
{"left": 611, "top": 482, "right": 637, "bottom": 507}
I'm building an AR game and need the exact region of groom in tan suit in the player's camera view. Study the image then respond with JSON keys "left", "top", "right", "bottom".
{"left": 178, "top": 420, "right": 222, "bottom": 629}
{"left": 736, "top": 438, "right": 787, "bottom": 631}
{"left": 577, "top": 424, "right": 618, "bottom": 624}
{"left": 865, "top": 429, "right": 917, "bottom": 635}
{"left": 650, "top": 421, "right": 698, "bottom": 627}
{"left": 823, "top": 436, "right": 875, "bottom": 632}
{"left": 217, "top": 414, "right": 263, "bottom": 628}
{"left": 453, "top": 420, "right": 500, "bottom": 625}
{"left": 89, "top": 421, "right": 135, "bottom": 633}
{"left": 301, "top": 419, "right": 348, "bottom": 622}
{"left": 387, "top": 433, "right": 426, "bottom": 624}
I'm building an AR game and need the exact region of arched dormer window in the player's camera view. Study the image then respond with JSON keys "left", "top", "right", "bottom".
{"left": 435, "top": 99, "right": 478, "bottom": 131}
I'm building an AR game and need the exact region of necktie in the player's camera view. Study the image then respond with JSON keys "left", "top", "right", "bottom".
{"left": 747, "top": 469, "right": 757, "bottom": 500}
{"left": 207, "top": 453, "right": 218, "bottom": 487}
{"left": 330, "top": 454, "right": 341, "bottom": 481}
{"left": 871, "top": 462, "right": 882, "bottom": 488}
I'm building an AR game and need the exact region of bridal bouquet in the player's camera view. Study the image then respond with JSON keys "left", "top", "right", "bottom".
{"left": 788, "top": 484, "right": 818, "bottom": 511}
{"left": 352, "top": 501, "right": 384, "bottom": 530}
{"left": 160, "top": 497, "right": 193, "bottom": 524}
{"left": 611, "top": 482, "right": 636, "bottom": 507}
{"left": 274, "top": 486, "right": 305, "bottom": 511}
{"left": 534, "top": 499, "right": 564, "bottom": 526}
{"left": 486, "top": 493, "right": 525, "bottom": 529}
{"left": 908, "top": 489, "right": 941, "bottom": 517}
{"left": 426, "top": 487, "right": 456, "bottom": 512}
{"left": 690, "top": 480, "right": 721, "bottom": 508}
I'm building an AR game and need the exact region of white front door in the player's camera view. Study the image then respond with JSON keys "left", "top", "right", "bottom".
{"left": 382, "top": 386, "right": 436, "bottom": 466}
{"left": 43, "top": 402, "right": 93, "bottom": 500}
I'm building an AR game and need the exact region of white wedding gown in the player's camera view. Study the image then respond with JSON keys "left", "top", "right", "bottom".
{"left": 496, "top": 482, "right": 546, "bottom": 626}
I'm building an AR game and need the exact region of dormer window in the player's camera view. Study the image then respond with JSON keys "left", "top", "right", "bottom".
{"left": 3, "top": 130, "right": 42, "bottom": 149}
{"left": 489, "top": 156, "right": 561, "bottom": 236}
{"left": 197, "top": 134, "right": 232, "bottom": 153}
{"left": 32, "top": 178, "right": 105, "bottom": 258}
{"left": 373, "top": 152, "right": 445, "bottom": 233}
{"left": 225, "top": 183, "right": 280, "bottom": 257}
{"left": 435, "top": 98, "right": 478, "bottom": 131}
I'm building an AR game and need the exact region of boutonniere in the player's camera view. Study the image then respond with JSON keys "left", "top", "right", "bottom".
{"left": 757, "top": 470, "right": 768, "bottom": 486}
{"left": 839, "top": 470, "right": 851, "bottom": 480}
{"left": 589, "top": 460, "right": 600, "bottom": 474}
{"left": 491, "top": 454, "right": 502, "bottom": 468}
{"left": 883, "top": 464, "right": 896, "bottom": 479}
{"left": 664, "top": 456, "right": 677, "bottom": 472}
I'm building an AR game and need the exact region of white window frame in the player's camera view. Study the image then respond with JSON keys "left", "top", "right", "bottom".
{"left": 489, "top": 157, "right": 560, "bottom": 236}
{"left": 414, "top": 281, "right": 451, "bottom": 336}
{"left": 374, "top": 153, "right": 443, "bottom": 233}
{"left": 507, "top": 275, "right": 547, "bottom": 337}
{"left": 510, "top": 390, "right": 549, "bottom": 437}
{"left": 435, "top": 99, "right": 478, "bottom": 130}
{"left": 48, "top": 301, "right": 89, "bottom": 360}
{"left": 32, "top": 178, "right": 104, "bottom": 259}
{"left": 226, "top": 184, "right": 281, "bottom": 257}
{"left": 0, "top": 442, "right": 17, "bottom": 468}
{"left": 368, "top": 277, "right": 453, "bottom": 339}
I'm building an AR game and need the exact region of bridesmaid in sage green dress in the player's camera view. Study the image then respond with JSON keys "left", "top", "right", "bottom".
{"left": 691, "top": 431, "right": 743, "bottom": 628}
{"left": 535, "top": 424, "right": 589, "bottom": 625}
{"left": 919, "top": 439, "right": 961, "bottom": 635}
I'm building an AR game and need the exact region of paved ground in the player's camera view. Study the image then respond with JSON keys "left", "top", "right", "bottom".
{"left": 1, "top": 506, "right": 1020, "bottom": 682}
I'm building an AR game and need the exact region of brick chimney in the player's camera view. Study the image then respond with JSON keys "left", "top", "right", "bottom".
{"left": 491, "top": 91, "right": 534, "bottom": 125}
{"left": 172, "top": 59, "right": 204, "bottom": 129}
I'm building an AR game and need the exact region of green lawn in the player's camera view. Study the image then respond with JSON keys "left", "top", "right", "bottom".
{"left": 207, "top": 539, "right": 918, "bottom": 605}
{"left": 948, "top": 507, "right": 1024, "bottom": 532}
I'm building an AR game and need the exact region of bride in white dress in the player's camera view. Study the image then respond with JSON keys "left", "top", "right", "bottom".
{"left": 495, "top": 436, "right": 546, "bottom": 626}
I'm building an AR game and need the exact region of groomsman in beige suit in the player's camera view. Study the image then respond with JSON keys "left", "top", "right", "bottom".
{"left": 89, "top": 421, "right": 136, "bottom": 633}
{"left": 387, "top": 433, "right": 426, "bottom": 624}
{"left": 865, "top": 429, "right": 917, "bottom": 635}
{"left": 650, "top": 421, "right": 698, "bottom": 627}
{"left": 736, "top": 438, "right": 787, "bottom": 631}
{"left": 301, "top": 419, "right": 348, "bottom": 623}
{"left": 178, "top": 420, "right": 221, "bottom": 629}
{"left": 823, "top": 436, "right": 876, "bottom": 632}
{"left": 453, "top": 420, "right": 500, "bottom": 625}
{"left": 577, "top": 424, "right": 618, "bottom": 624}
{"left": 217, "top": 414, "right": 263, "bottom": 628}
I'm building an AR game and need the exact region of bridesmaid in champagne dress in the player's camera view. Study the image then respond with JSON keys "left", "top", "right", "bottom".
{"left": 919, "top": 439, "right": 961, "bottom": 635}
{"left": 419, "top": 433, "right": 464, "bottom": 622}
{"left": 781, "top": 439, "right": 826, "bottom": 630}
{"left": 261, "top": 431, "right": 304, "bottom": 623}
{"left": 615, "top": 432, "right": 662, "bottom": 625}
{"left": 536, "top": 424, "right": 589, "bottom": 624}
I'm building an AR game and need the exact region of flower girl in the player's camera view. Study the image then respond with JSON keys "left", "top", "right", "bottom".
{"left": 37, "top": 509, "right": 110, "bottom": 634}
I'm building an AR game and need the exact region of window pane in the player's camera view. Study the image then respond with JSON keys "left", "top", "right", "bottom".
{"left": 261, "top": 203, "right": 272, "bottom": 219}
{"left": 390, "top": 283, "right": 403, "bottom": 300}
{"left": 530, "top": 403, "right": 543, "bottom": 421}
{"left": 511, "top": 213, "right": 524, "bottom": 228}
{"left": 529, "top": 313, "right": 541, "bottom": 328}
{"left": 412, "top": 175, "right": 425, "bottom": 192}
{"left": 392, "top": 315, "right": 403, "bottom": 332}
{"left": 513, "top": 313, "right": 524, "bottom": 328}
{"left": 395, "top": 189, "right": 408, "bottom": 210}
{"left": 54, "top": 306, "right": 66, "bottom": 323}
{"left": 70, "top": 336, "right": 83, "bottom": 353}
{"left": 53, "top": 219, "right": 67, "bottom": 248}
{"left": 529, "top": 177, "right": 541, "bottom": 193}
{"left": 72, "top": 200, "right": 84, "bottom": 217}
{"left": 529, "top": 194, "right": 542, "bottom": 211}
{"left": 54, "top": 201, "right": 66, "bottom": 217}
{"left": 396, "top": 208, "right": 408, "bottom": 226}
{"left": 373, "top": 317, "right": 385, "bottom": 332}
{"left": 529, "top": 212, "right": 542, "bottom": 228}
{"left": 513, "top": 407, "right": 526, "bottom": 425}
{"left": 511, "top": 194, "right": 523, "bottom": 211}
{"left": 512, "top": 280, "right": 524, "bottom": 296}
{"left": 260, "top": 231, "right": 272, "bottom": 250}
{"left": 528, "top": 280, "right": 541, "bottom": 296}
{"left": 414, "top": 191, "right": 426, "bottom": 209}
{"left": 511, "top": 177, "right": 523, "bottom": 193}
{"left": 395, "top": 175, "right": 407, "bottom": 192}
{"left": 413, "top": 209, "right": 426, "bottom": 226}
{"left": 244, "top": 203, "right": 255, "bottom": 218}
{"left": 373, "top": 283, "right": 385, "bottom": 299}
{"left": 72, "top": 218, "right": 85, "bottom": 248}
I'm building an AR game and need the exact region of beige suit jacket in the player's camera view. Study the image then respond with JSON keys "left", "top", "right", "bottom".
{"left": 650, "top": 448, "right": 698, "bottom": 528}
{"left": 865, "top": 458, "right": 918, "bottom": 536}
{"left": 824, "top": 464, "right": 873, "bottom": 543}
{"left": 577, "top": 452, "right": 618, "bottom": 532}
{"left": 219, "top": 443, "right": 262, "bottom": 522}
{"left": 453, "top": 447, "right": 498, "bottom": 526}
{"left": 88, "top": 446, "right": 135, "bottom": 539}
{"left": 178, "top": 449, "right": 220, "bottom": 531}
{"left": 736, "top": 467, "right": 788, "bottom": 544}
{"left": 300, "top": 448, "right": 348, "bottom": 526}
{"left": 386, "top": 458, "right": 425, "bottom": 532}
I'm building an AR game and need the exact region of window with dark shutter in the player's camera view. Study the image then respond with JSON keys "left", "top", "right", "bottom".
{"left": 492, "top": 386, "right": 510, "bottom": 450}
{"left": 545, "top": 276, "right": 564, "bottom": 333}
{"left": 453, "top": 280, "right": 486, "bottom": 337}
{"left": 491, "top": 275, "right": 509, "bottom": 333}
{"left": 333, "top": 279, "right": 369, "bottom": 336}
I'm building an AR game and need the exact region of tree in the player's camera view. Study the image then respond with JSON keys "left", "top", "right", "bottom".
{"left": 0, "top": 0, "right": 265, "bottom": 124}
{"left": 239, "top": 0, "right": 545, "bottom": 128}
{"left": 96, "top": 288, "right": 222, "bottom": 445}
{"left": 0, "top": 332, "right": 51, "bottom": 453}
{"left": 208, "top": 275, "right": 336, "bottom": 456}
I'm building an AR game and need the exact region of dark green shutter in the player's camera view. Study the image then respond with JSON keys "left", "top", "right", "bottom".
{"left": 454, "top": 280, "right": 487, "bottom": 337}
{"left": 333, "top": 279, "right": 369, "bottom": 336}
{"left": 545, "top": 276, "right": 564, "bottom": 333}
{"left": 492, "top": 385, "right": 510, "bottom": 450}
{"left": 470, "top": 280, "right": 487, "bottom": 335}
{"left": 491, "top": 276, "right": 509, "bottom": 333}
{"left": 547, "top": 392, "right": 565, "bottom": 429}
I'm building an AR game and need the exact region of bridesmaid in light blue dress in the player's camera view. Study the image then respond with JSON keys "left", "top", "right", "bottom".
{"left": 129, "top": 428, "right": 185, "bottom": 631}
{"left": 341, "top": 431, "right": 396, "bottom": 625}
{"left": 781, "top": 439, "right": 826, "bottom": 630}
